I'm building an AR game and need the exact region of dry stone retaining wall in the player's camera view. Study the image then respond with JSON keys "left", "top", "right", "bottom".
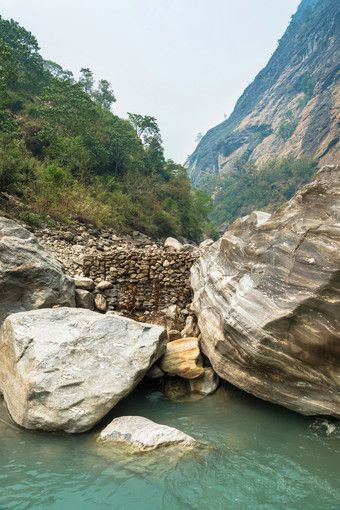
{"left": 83, "top": 247, "right": 197, "bottom": 326}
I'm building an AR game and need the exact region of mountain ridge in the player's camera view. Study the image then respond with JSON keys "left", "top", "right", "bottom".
{"left": 186, "top": 0, "right": 339, "bottom": 185}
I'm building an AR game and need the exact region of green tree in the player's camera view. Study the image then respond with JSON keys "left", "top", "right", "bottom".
{"left": 44, "top": 60, "right": 74, "bottom": 81}
{"left": 127, "top": 113, "right": 161, "bottom": 145}
{"left": 0, "top": 38, "right": 18, "bottom": 131}
{"left": 0, "top": 134, "right": 37, "bottom": 191}
{"left": 79, "top": 67, "right": 94, "bottom": 94}
{"left": 38, "top": 78, "right": 99, "bottom": 136}
{"left": 105, "top": 117, "right": 141, "bottom": 175}
{"left": 0, "top": 16, "right": 47, "bottom": 92}
{"left": 276, "top": 112, "right": 298, "bottom": 141}
{"left": 92, "top": 79, "right": 116, "bottom": 110}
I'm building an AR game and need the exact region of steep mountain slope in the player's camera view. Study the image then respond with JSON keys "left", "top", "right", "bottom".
{"left": 186, "top": 0, "right": 339, "bottom": 185}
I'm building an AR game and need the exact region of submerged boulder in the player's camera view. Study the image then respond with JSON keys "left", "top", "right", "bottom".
{"left": 0, "top": 308, "right": 167, "bottom": 433}
{"left": 0, "top": 218, "right": 75, "bottom": 325}
{"left": 191, "top": 165, "right": 340, "bottom": 418}
{"left": 99, "top": 416, "right": 199, "bottom": 451}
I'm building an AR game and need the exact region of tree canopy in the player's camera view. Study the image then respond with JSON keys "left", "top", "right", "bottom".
{"left": 0, "top": 16, "right": 214, "bottom": 240}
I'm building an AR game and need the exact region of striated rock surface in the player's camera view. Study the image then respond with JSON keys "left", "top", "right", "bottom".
{"left": 191, "top": 166, "right": 340, "bottom": 418}
{"left": 99, "top": 416, "right": 199, "bottom": 451}
{"left": 0, "top": 308, "right": 167, "bottom": 433}
{"left": 0, "top": 218, "right": 75, "bottom": 325}
{"left": 159, "top": 337, "right": 204, "bottom": 379}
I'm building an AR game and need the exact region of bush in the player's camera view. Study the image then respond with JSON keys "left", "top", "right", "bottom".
{"left": 199, "top": 156, "right": 318, "bottom": 226}
{"left": 152, "top": 210, "right": 180, "bottom": 238}
{"left": 276, "top": 118, "right": 298, "bottom": 141}
{"left": 0, "top": 134, "right": 37, "bottom": 191}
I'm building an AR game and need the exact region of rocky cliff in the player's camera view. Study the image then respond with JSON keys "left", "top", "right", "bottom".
{"left": 191, "top": 165, "right": 340, "bottom": 418}
{"left": 186, "top": 0, "right": 340, "bottom": 185}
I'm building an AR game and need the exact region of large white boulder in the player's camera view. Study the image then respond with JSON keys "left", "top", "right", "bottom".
{"left": 0, "top": 308, "right": 167, "bottom": 433}
{"left": 0, "top": 218, "right": 75, "bottom": 325}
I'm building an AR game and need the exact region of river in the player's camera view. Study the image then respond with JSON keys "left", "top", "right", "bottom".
{"left": 0, "top": 382, "right": 339, "bottom": 510}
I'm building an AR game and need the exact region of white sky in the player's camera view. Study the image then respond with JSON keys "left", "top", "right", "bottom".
{"left": 1, "top": 0, "right": 300, "bottom": 163}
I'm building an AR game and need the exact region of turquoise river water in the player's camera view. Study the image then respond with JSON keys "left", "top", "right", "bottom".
{"left": 0, "top": 382, "right": 339, "bottom": 510}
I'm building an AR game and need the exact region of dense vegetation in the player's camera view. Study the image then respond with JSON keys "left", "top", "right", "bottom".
{"left": 0, "top": 16, "right": 215, "bottom": 240}
{"left": 198, "top": 156, "right": 318, "bottom": 226}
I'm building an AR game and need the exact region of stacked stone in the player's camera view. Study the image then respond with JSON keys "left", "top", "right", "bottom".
{"left": 30, "top": 224, "right": 158, "bottom": 277}
{"left": 82, "top": 248, "right": 196, "bottom": 325}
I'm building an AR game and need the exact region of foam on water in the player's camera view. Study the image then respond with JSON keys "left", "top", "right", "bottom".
{"left": 309, "top": 419, "right": 340, "bottom": 438}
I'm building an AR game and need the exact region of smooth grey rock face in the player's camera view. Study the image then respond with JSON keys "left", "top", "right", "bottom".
{"left": 164, "top": 237, "right": 182, "bottom": 251}
{"left": 189, "top": 368, "right": 219, "bottom": 396}
{"left": 146, "top": 363, "right": 164, "bottom": 380}
{"left": 75, "top": 289, "right": 94, "bottom": 310}
{"left": 0, "top": 218, "right": 75, "bottom": 325}
{"left": 191, "top": 166, "right": 340, "bottom": 418}
{"left": 99, "top": 416, "right": 199, "bottom": 450}
{"left": 0, "top": 308, "right": 167, "bottom": 433}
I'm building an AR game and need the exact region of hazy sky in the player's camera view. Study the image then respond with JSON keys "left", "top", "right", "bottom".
{"left": 1, "top": 0, "right": 300, "bottom": 163}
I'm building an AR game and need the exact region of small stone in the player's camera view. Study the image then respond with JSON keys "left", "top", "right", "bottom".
{"left": 181, "top": 316, "right": 200, "bottom": 338}
{"left": 64, "top": 232, "right": 74, "bottom": 242}
{"left": 162, "top": 305, "right": 179, "bottom": 319}
{"left": 164, "top": 237, "right": 182, "bottom": 251}
{"left": 167, "top": 329, "right": 182, "bottom": 342}
{"left": 96, "top": 280, "right": 113, "bottom": 291}
{"left": 163, "top": 376, "right": 189, "bottom": 400}
{"left": 95, "top": 294, "right": 107, "bottom": 312}
{"left": 73, "top": 277, "right": 95, "bottom": 291}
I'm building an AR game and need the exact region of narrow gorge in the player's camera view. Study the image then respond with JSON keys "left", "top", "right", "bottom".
{"left": 0, "top": 1, "right": 339, "bottom": 508}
